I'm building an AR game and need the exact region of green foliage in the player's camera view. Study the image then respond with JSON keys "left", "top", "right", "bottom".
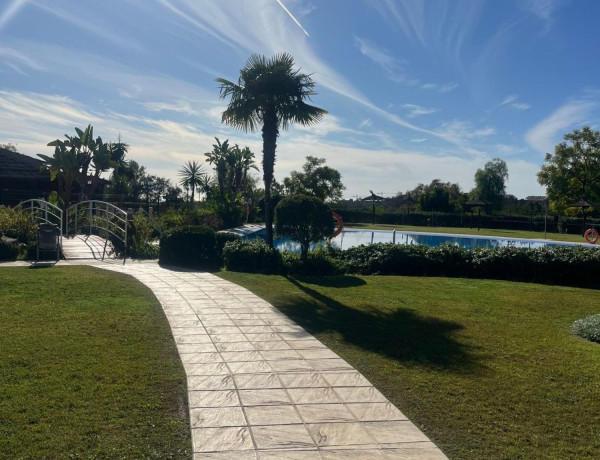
{"left": 159, "top": 225, "right": 218, "bottom": 269}
{"left": 0, "top": 239, "right": 19, "bottom": 260}
{"left": 283, "top": 156, "right": 345, "bottom": 202}
{"left": 0, "top": 206, "right": 37, "bottom": 243}
{"left": 472, "top": 158, "right": 508, "bottom": 211}
{"left": 222, "top": 240, "right": 282, "bottom": 274}
{"left": 128, "top": 214, "right": 159, "bottom": 259}
{"left": 215, "top": 232, "right": 241, "bottom": 262}
{"left": 159, "top": 207, "right": 223, "bottom": 232}
{"left": 572, "top": 314, "right": 600, "bottom": 343}
{"left": 178, "top": 160, "right": 205, "bottom": 204}
{"left": 217, "top": 52, "right": 327, "bottom": 247}
{"left": 538, "top": 126, "right": 600, "bottom": 212}
{"left": 275, "top": 194, "right": 334, "bottom": 258}
{"left": 281, "top": 248, "right": 345, "bottom": 276}
{"left": 338, "top": 243, "right": 600, "bottom": 287}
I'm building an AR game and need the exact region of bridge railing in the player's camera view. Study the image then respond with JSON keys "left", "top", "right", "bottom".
{"left": 66, "top": 201, "right": 127, "bottom": 257}
{"left": 15, "top": 199, "right": 63, "bottom": 246}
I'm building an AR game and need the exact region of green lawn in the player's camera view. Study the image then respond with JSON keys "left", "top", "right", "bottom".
{"left": 218, "top": 272, "right": 600, "bottom": 459}
{"left": 346, "top": 222, "right": 586, "bottom": 243}
{"left": 0, "top": 266, "right": 191, "bottom": 459}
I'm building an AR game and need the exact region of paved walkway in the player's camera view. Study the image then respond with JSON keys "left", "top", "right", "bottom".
{"left": 2, "top": 260, "right": 447, "bottom": 459}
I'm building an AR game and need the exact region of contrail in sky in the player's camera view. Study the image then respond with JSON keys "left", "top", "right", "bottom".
{"left": 0, "top": 0, "right": 27, "bottom": 31}
{"left": 276, "top": 0, "right": 310, "bottom": 37}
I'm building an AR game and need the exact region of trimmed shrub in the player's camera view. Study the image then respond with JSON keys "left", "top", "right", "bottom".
{"left": 0, "top": 239, "right": 19, "bottom": 261}
{"left": 275, "top": 195, "right": 334, "bottom": 259}
{"left": 216, "top": 232, "right": 241, "bottom": 263}
{"left": 222, "top": 240, "right": 282, "bottom": 274}
{"left": 573, "top": 314, "right": 600, "bottom": 343}
{"left": 282, "top": 249, "right": 345, "bottom": 276}
{"left": 159, "top": 225, "right": 218, "bottom": 269}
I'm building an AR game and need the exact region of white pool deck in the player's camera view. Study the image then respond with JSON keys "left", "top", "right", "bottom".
{"left": 1, "top": 259, "right": 447, "bottom": 459}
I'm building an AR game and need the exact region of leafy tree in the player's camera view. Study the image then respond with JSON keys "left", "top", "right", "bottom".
{"left": 178, "top": 161, "right": 206, "bottom": 204}
{"left": 283, "top": 156, "right": 345, "bottom": 202}
{"left": 275, "top": 194, "right": 334, "bottom": 259}
{"left": 471, "top": 158, "right": 508, "bottom": 211}
{"left": 538, "top": 126, "right": 600, "bottom": 212}
{"left": 217, "top": 53, "right": 327, "bottom": 247}
{"left": 0, "top": 143, "right": 18, "bottom": 152}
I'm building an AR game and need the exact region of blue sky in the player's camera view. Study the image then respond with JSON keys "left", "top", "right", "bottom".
{"left": 1, "top": 0, "right": 599, "bottom": 199}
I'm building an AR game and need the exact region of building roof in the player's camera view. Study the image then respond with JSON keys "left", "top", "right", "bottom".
{"left": 0, "top": 148, "right": 49, "bottom": 180}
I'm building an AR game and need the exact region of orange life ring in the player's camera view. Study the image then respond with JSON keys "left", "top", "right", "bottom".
{"left": 331, "top": 212, "right": 344, "bottom": 238}
{"left": 585, "top": 228, "right": 599, "bottom": 244}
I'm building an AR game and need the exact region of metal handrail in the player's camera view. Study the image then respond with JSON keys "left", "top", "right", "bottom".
{"left": 15, "top": 199, "right": 63, "bottom": 246}
{"left": 66, "top": 201, "right": 127, "bottom": 259}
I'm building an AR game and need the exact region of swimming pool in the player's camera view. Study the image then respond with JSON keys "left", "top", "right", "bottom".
{"left": 227, "top": 226, "right": 595, "bottom": 252}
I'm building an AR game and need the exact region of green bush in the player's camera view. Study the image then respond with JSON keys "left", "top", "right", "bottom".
{"left": 0, "top": 240, "right": 20, "bottom": 261}
{"left": 160, "top": 207, "right": 223, "bottom": 232}
{"left": 216, "top": 232, "right": 241, "bottom": 263}
{"left": 282, "top": 248, "right": 345, "bottom": 276}
{"left": 222, "top": 240, "right": 282, "bottom": 274}
{"left": 0, "top": 206, "right": 37, "bottom": 244}
{"left": 128, "top": 214, "right": 159, "bottom": 259}
{"left": 159, "top": 226, "right": 218, "bottom": 269}
{"left": 572, "top": 314, "right": 600, "bottom": 343}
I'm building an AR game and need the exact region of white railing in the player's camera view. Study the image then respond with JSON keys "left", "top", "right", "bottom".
{"left": 15, "top": 199, "right": 63, "bottom": 246}
{"left": 66, "top": 201, "right": 128, "bottom": 259}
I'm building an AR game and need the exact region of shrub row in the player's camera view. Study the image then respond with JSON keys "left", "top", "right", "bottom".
{"left": 159, "top": 226, "right": 241, "bottom": 270}
{"left": 221, "top": 240, "right": 600, "bottom": 288}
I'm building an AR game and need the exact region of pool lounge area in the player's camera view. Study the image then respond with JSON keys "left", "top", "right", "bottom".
{"left": 224, "top": 225, "right": 598, "bottom": 253}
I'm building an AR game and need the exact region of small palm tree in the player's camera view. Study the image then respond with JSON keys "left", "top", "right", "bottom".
{"left": 178, "top": 161, "right": 205, "bottom": 204}
{"left": 217, "top": 53, "right": 327, "bottom": 246}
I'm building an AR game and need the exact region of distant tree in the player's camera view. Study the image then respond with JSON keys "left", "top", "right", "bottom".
{"left": 471, "top": 158, "right": 508, "bottom": 211}
{"left": 0, "top": 143, "right": 18, "bottom": 152}
{"left": 406, "top": 180, "right": 465, "bottom": 212}
{"left": 178, "top": 161, "right": 206, "bottom": 204}
{"left": 217, "top": 53, "right": 327, "bottom": 247}
{"left": 283, "top": 156, "right": 345, "bottom": 202}
{"left": 538, "top": 126, "right": 600, "bottom": 212}
{"left": 204, "top": 138, "right": 258, "bottom": 198}
{"left": 275, "top": 194, "right": 334, "bottom": 259}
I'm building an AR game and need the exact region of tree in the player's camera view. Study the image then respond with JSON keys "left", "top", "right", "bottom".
{"left": 274, "top": 194, "right": 334, "bottom": 259}
{"left": 178, "top": 161, "right": 205, "bottom": 204}
{"left": 538, "top": 126, "right": 600, "bottom": 211}
{"left": 471, "top": 158, "right": 508, "bottom": 211}
{"left": 283, "top": 156, "right": 345, "bottom": 202}
{"left": 204, "top": 138, "right": 258, "bottom": 198}
{"left": 217, "top": 53, "right": 327, "bottom": 247}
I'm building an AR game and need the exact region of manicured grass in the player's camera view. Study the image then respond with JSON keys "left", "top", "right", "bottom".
{"left": 346, "top": 222, "right": 586, "bottom": 243}
{"left": 0, "top": 266, "right": 191, "bottom": 459}
{"left": 218, "top": 271, "right": 600, "bottom": 459}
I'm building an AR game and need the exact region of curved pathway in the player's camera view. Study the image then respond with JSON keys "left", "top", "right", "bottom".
{"left": 3, "top": 260, "right": 447, "bottom": 459}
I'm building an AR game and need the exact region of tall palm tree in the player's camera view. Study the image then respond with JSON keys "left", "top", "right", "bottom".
{"left": 178, "top": 161, "right": 205, "bottom": 204}
{"left": 217, "top": 53, "right": 327, "bottom": 246}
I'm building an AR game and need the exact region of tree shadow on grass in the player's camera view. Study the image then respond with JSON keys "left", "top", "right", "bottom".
{"left": 282, "top": 276, "right": 485, "bottom": 374}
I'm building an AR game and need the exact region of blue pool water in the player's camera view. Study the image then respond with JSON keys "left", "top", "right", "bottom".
{"left": 240, "top": 228, "right": 595, "bottom": 252}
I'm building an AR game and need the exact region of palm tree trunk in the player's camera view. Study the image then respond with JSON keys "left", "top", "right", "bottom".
{"left": 262, "top": 109, "right": 278, "bottom": 247}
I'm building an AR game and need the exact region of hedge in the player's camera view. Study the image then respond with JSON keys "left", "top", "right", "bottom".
{"left": 159, "top": 225, "right": 218, "bottom": 269}
{"left": 222, "top": 240, "right": 600, "bottom": 288}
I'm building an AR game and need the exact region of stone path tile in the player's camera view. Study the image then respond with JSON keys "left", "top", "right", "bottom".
{"left": 82, "top": 262, "right": 448, "bottom": 459}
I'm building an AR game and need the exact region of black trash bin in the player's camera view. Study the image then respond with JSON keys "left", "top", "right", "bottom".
{"left": 37, "top": 223, "right": 60, "bottom": 261}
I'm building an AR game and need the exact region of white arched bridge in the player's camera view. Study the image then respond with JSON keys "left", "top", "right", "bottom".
{"left": 16, "top": 199, "right": 128, "bottom": 261}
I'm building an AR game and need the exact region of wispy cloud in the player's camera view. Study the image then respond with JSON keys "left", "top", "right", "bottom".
{"left": 354, "top": 36, "right": 418, "bottom": 85}
{"left": 276, "top": 0, "right": 310, "bottom": 37}
{"left": 0, "top": 0, "right": 27, "bottom": 31}
{"left": 422, "top": 82, "right": 458, "bottom": 93}
{"left": 410, "top": 138, "right": 427, "bottom": 143}
{"left": 402, "top": 103, "right": 440, "bottom": 118}
{"left": 501, "top": 95, "right": 531, "bottom": 111}
{"left": 359, "top": 119, "right": 372, "bottom": 128}
{"left": 520, "top": 0, "right": 566, "bottom": 34}
{"left": 142, "top": 101, "right": 198, "bottom": 116}
{"left": 435, "top": 120, "right": 496, "bottom": 147}
{"left": 526, "top": 94, "right": 598, "bottom": 154}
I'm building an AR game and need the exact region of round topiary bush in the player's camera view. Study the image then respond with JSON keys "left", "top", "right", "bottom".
{"left": 159, "top": 225, "right": 218, "bottom": 269}
{"left": 572, "top": 314, "right": 600, "bottom": 344}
